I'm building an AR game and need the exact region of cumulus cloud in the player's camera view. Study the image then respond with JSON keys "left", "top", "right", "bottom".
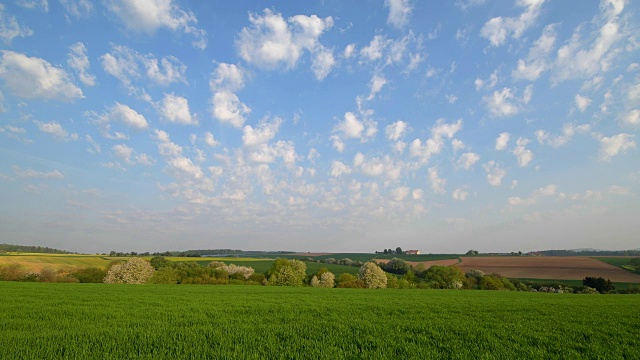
{"left": 0, "top": 50, "right": 83, "bottom": 102}
{"left": 59, "top": 0, "right": 92, "bottom": 18}
{"left": 367, "top": 74, "right": 387, "bottom": 100}
{"left": 0, "top": 4, "right": 33, "bottom": 43}
{"left": 159, "top": 93, "right": 196, "bottom": 125}
{"left": 385, "top": 120, "right": 408, "bottom": 141}
{"left": 509, "top": 184, "right": 557, "bottom": 206}
{"left": 112, "top": 143, "right": 153, "bottom": 167}
{"left": 428, "top": 167, "right": 446, "bottom": 194}
{"left": 385, "top": 0, "right": 413, "bottom": 29}
{"left": 452, "top": 187, "right": 469, "bottom": 201}
{"left": 236, "top": 9, "right": 333, "bottom": 75}
{"left": 512, "top": 24, "right": 556, "bottom": 81}
{"left": 483, "top": 87, "right": 522, "bottom": 117}
{"left": 457, "top": 152, "right": 480, "bottom": 170}
{"left": 480, "top": 0, "right": 545, "bottom": 47}
{"left": 390, "top": 186, "right": 410, "bottom": 202}
{"left": 242, "top": 117, "right": 282, "bottom": 147}
{"left": 101, "top": 45, "right": 186, "bottom": 89}
{"left": 512, "top": 137, "right": 533, "bottom": 167}
{"left": 552, "top": 0, "right": 625, "bottom": 84}
{"left": 12, "top": 166, "right": 63, "bottom": 179}
{"left": 483, "top": 161, "right": 506, "bottom": 186}
{"left": 35, "top": 120, "right": 78, "bottom": 141}
{"left": 360, "top": 35, "right": 390, "bottom": 62}
{"left": 104, "top": 0, "right": 207, "bottom": 49}
{"left": 621, "top": 109, "right": 640, "bottom": 127}
{"left": 90, "top": 102, "right": 149, "bottom": 139}
{"left": 15, "top": 0, "right": 48, "bottom": 11}
{"left": 210, "top": 63, "right": 250, "bottom": 128}
{"left": 598, "top": 133, "right": 636, "bottom": 161}
{"left": 352, "top": 153, "right": 401, "bottom": 180}
{"left": 535, "top": 122, "right": 590, "bottom": 147}
{"left": 575, "top": 94, "right": 592, "bottom": 112}
{"left": 475, "top": 69, "right": 498, "bottom": 91}
{"left": 495, "top": 132, "right": 510, "bottom": 150}
{"left": 67, "top": 42, "right": 95, "bottom": 86}
{"left": 330, "top": 160, "right": 351, "bottom": 177}
{"left": 410, "top": 119, "right": 463, "bottom": 163}
{"left": 331, "top": 112, "right": 377, "bottom": 152}
{"left": 204, "top": 132, "right": 218, "bottom": 147}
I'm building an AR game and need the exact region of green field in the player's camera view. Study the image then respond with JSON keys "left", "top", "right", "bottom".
{"left": 1, "top": 282, "right": 638, "bottom": 359}
{"left": 194, "top": 259, "right": 360, "bottom": 275}
{"left": 595, "top": 257, "right": 640, "bottom": 272}
{"left": 304, "top": 253, "right": 461, "bottom": 262}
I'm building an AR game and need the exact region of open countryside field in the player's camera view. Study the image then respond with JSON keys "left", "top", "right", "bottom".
{"left": 375, "top": 258, "right": 460, "bottom": 268}
{"left": 0, "top": 254, "right": 113, "bottom": 272}
{"left": 1, "top": 282, "right": 638, "bottom": 359}
{"left": 458, "top": 256, "right": 640, "bottom": 283}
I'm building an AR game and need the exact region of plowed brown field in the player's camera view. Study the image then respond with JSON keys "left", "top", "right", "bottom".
{"left": 375, "top": 259, "right": 460, "bottom": 268}
{"left": 457, "top": 256, "right": 640, "bottom": 282}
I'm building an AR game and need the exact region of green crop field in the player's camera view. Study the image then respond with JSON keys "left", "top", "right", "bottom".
{"left": 193, "top": 259, "right": 360, "bottom": 275}
{"left": 595, "top": 257, "right": 640, "bottom": 272}
{"left": 307, "top": 253, "right": 461, "bottom": 262}
{"left": 1, "top": 282, "right": 638, "bottom": 359}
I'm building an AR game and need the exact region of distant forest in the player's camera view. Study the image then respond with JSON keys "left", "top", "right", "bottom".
{"left": 0, "top": 244, "right": 75, "bottom": 254}
{"left": 108, "top": 249, "right": 295, "bottom": 257}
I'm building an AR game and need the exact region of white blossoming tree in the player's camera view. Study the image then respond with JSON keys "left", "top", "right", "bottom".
{"left": 104, "top": 257, "right": 154, "bottom": 284}
{"left": 359, "top": 262, "right": 387, "bottom": 289}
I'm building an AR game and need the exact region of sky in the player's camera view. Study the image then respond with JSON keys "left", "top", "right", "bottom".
{"left": 1, "top": 0, "right": 639, "bottom": 254}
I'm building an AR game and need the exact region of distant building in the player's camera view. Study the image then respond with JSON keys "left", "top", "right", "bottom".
{"left": 405, "top": 250, "right": 421, "bottom": 255}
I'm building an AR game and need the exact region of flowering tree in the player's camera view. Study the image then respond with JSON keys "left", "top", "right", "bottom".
{"left": 104, "top": 257, "right": 154, "bottom": 284}
{"left": 267, "top": 258, "right": 306, "bottom": 286}
{"left": 359, "top": 262, "right": 387, "bottom": 289}
{"left": 311, "top": 271, "right": 335, "bottom": 288}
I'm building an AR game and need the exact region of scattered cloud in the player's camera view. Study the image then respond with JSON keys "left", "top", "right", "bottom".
{"left": 483, "top": 87, "right": 524, "bottom": 117}
{"left": 597, "top": 133, "right": 636, "bottom": 161}
{"left": 89, "top": 102, "right": 149, "bottom": 139}
{"left": 575, "top": 94, "right": 592, "bottom": 112}
{"left": 331, "top": 112, "right": 377, "bottom": 152}
{"left": 210, "top": 63, "right": 250, "bottom": 128}
{"left": 512, "top": 24, "right": 556, "bottom": 81}
{"left": 483, "top": 161, "right": 506, "bottom": 186}
{"left": 535, "top": 123, "right": 590, "bottom": 147}
{"left": 0, "top": 4, "right": 33, "bottom": 43}
{"left": 495, "top": 132, "right": 510, "bottom": 151}
{"left": 512, "top": 137, "right": 533, "bottom": 167}
{"left": 35, "top": 120, "right": 78, "bottom": 141}
{"left": 104, "top": 0, "right": 207, "bottom": 48}
{"left": 12, "top": 166, "right": 64, "bottom": 179}
{"left": 159, "top": 93, "right": 197, "bottom": 125}
{"left": 457, "top": 152, "right": 480, "bottom": 170}
{"left": 410, "top": 119, "right": 463, "bottom": 163}
{"left": 67, "top": 42, "right": 96, "bottom": 86}
{"left": 0, "top": 50, "right": 83, "bottom": 101}
{"left": 480, "top": 0, "right": 545, "bottom": 47}
{"left": 428, "top": 167, "right": 446, "bottom": 194}
{"left": 367, "top": 74, "right": 387, "bottom": 100}
{"left": 452, "top": 187, "right": 469, "bottom": 201}
{"left": 59, "top": 0, "right": 92, "bottom": 18}
{"left": 385, "top": 0, "right": 413, "bottom": 29}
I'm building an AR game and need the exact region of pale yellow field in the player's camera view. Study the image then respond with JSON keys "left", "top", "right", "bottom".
{"left": 0, "top": 254, "right": 274, "bottom": 273}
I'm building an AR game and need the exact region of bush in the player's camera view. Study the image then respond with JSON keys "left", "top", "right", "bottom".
{"left": 0, "top": 263, "right": 28, "bottom": 281}
{"left": 71, "top": 267, "right": 107, "bottom": 283}
{"left": 359, "top": 262, "right": 387, "bottom": 289}
{"left": 147, "top": 267, "right": 180, "bottom": 284}
{"left": 424, "top": 266, "right": 465, "bottom": 289}
{"left": 267, "top": 259, "right": 306, "bottom": 286}
{"left": 382, "top": 258, "right": 411, "bottom": 275}
{"left": 336, "top": 273, "right": 365, "bottom": 288}
{"left": 582, "top": 277, "right": 615, "bottom": 294}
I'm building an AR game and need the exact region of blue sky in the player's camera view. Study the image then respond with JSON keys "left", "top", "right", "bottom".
{"left": 1, "top": 0, "right": 639, "bottom": 254}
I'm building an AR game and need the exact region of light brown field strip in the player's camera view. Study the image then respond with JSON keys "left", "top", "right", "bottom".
{"left": 457, "top": 256, "right": 640, "bottom": 283}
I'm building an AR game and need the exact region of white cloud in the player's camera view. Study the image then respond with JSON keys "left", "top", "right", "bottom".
{"left": 90, "top": 102, "right": 148, "bottom": 138}
{"left": 609, "top": 185, "right": 631, "bottom": 196}
{"left": 16, "top": 0, "right": 48, "bottom": 11}
{"left": 483, "top": 87, "right": 520, "bottom": 117}
{"left": 0, "top": 50, "right": 83, "bottom": 102}
{"left": 360, "top": 35, "right": 389, "bottom": 62}
{"left": 598, "top": 133, "right": 636, "bottom": 161}
{"left": 553, "top": 0, "right": 625, "bottom": 84}
{"left": 67, "top": 42, "right": 95, "bottom": 86}
{"left": 242, "top": 117, "right": 282, "bottom": 147}
{"left": 211, "top": 92, "right": 250, "bottom": 128}
{"left": 390, "top": 186, "right": 410, "bottom": 202}
{"left": 512, "top": 24, "right": 556, "bottom": 81}
{"left": 12, "top": 166, "right": 63, "bottom": 179}
{"left": 0, "top": 4, "right": 33, "bottom": 43}
{"left": 101, "top": 45, "right": 186, "bottom": 88}
{"left": 311, "top": 46, "right": 335, "bottom": 80}
{"left": 480, "top": 0, "right": 545, "bottom": 47}
{"left": 457, "top": 152, "right": 480, "bottom": 170}
{"left": 210, "top": 63, "right": 250, "bottom": 128}
{"left": 343, "top": 43, "right": 356, "bottom": 58}
{"left": 204, "top": 132, "right": 218, "bottom": 147}
{"left": 160, "top": 93, "right": 196, "bottom": 125}
{"left": 452, "top": 187, "right": 469, "bottom": 201}
{"left": 483, "top": 161, "right": 506, "bottom": 186}
{"left": 428, "top": 167, "right": 446, "bottom": 194}
{"left": 410, "top": 118, "right": 463, "bottom": 163}
{"left": 509, "top": 184, "right": 557, "bottom": 206}
{"left": 535, "top": 122, "right": 590, "bottom": 147}
{"left": 367, "top": 74, "right": 387, "bottom": 100}
{"left": 512, "top": 137, "right": 533, "bottom": 167}
{"left": 330, "top": 160, "right": 351, "bottom": 177}
{"left": 621, "top": 109, "right": 640, "bottom": 127}
{"left": 59, "top": 0, "right": 92, "bottom": 18}
{"left": 475, "top": 69, "right": 498, "bottom": 91}
{"left": 112, "top": 144, "right": 153, "bottom": 167}
{"left": 385, "top": 120, "right": 408, "bottom": 141}
{"left": 331, "top": 112, "right": 377, "bottom": 151}
{"left": 495, "top": 132, "right": 510, "bottom": 150}
{"left": 104, "top": 0, "right": 206, "bottom": 48}
{"left": 575, "top": 94, "right": 592, "bottom": 112}
{"left": 385, "top": 0, "right": 413, "bottom": 29}
{"left": 35, "top": 120, "right": 78, "bottom": 141}
{"left": 236, "top": 9, "right": 333, "bottom": 73}
{"left": 451, "top": 139, "right": 465, "bottom": 153}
